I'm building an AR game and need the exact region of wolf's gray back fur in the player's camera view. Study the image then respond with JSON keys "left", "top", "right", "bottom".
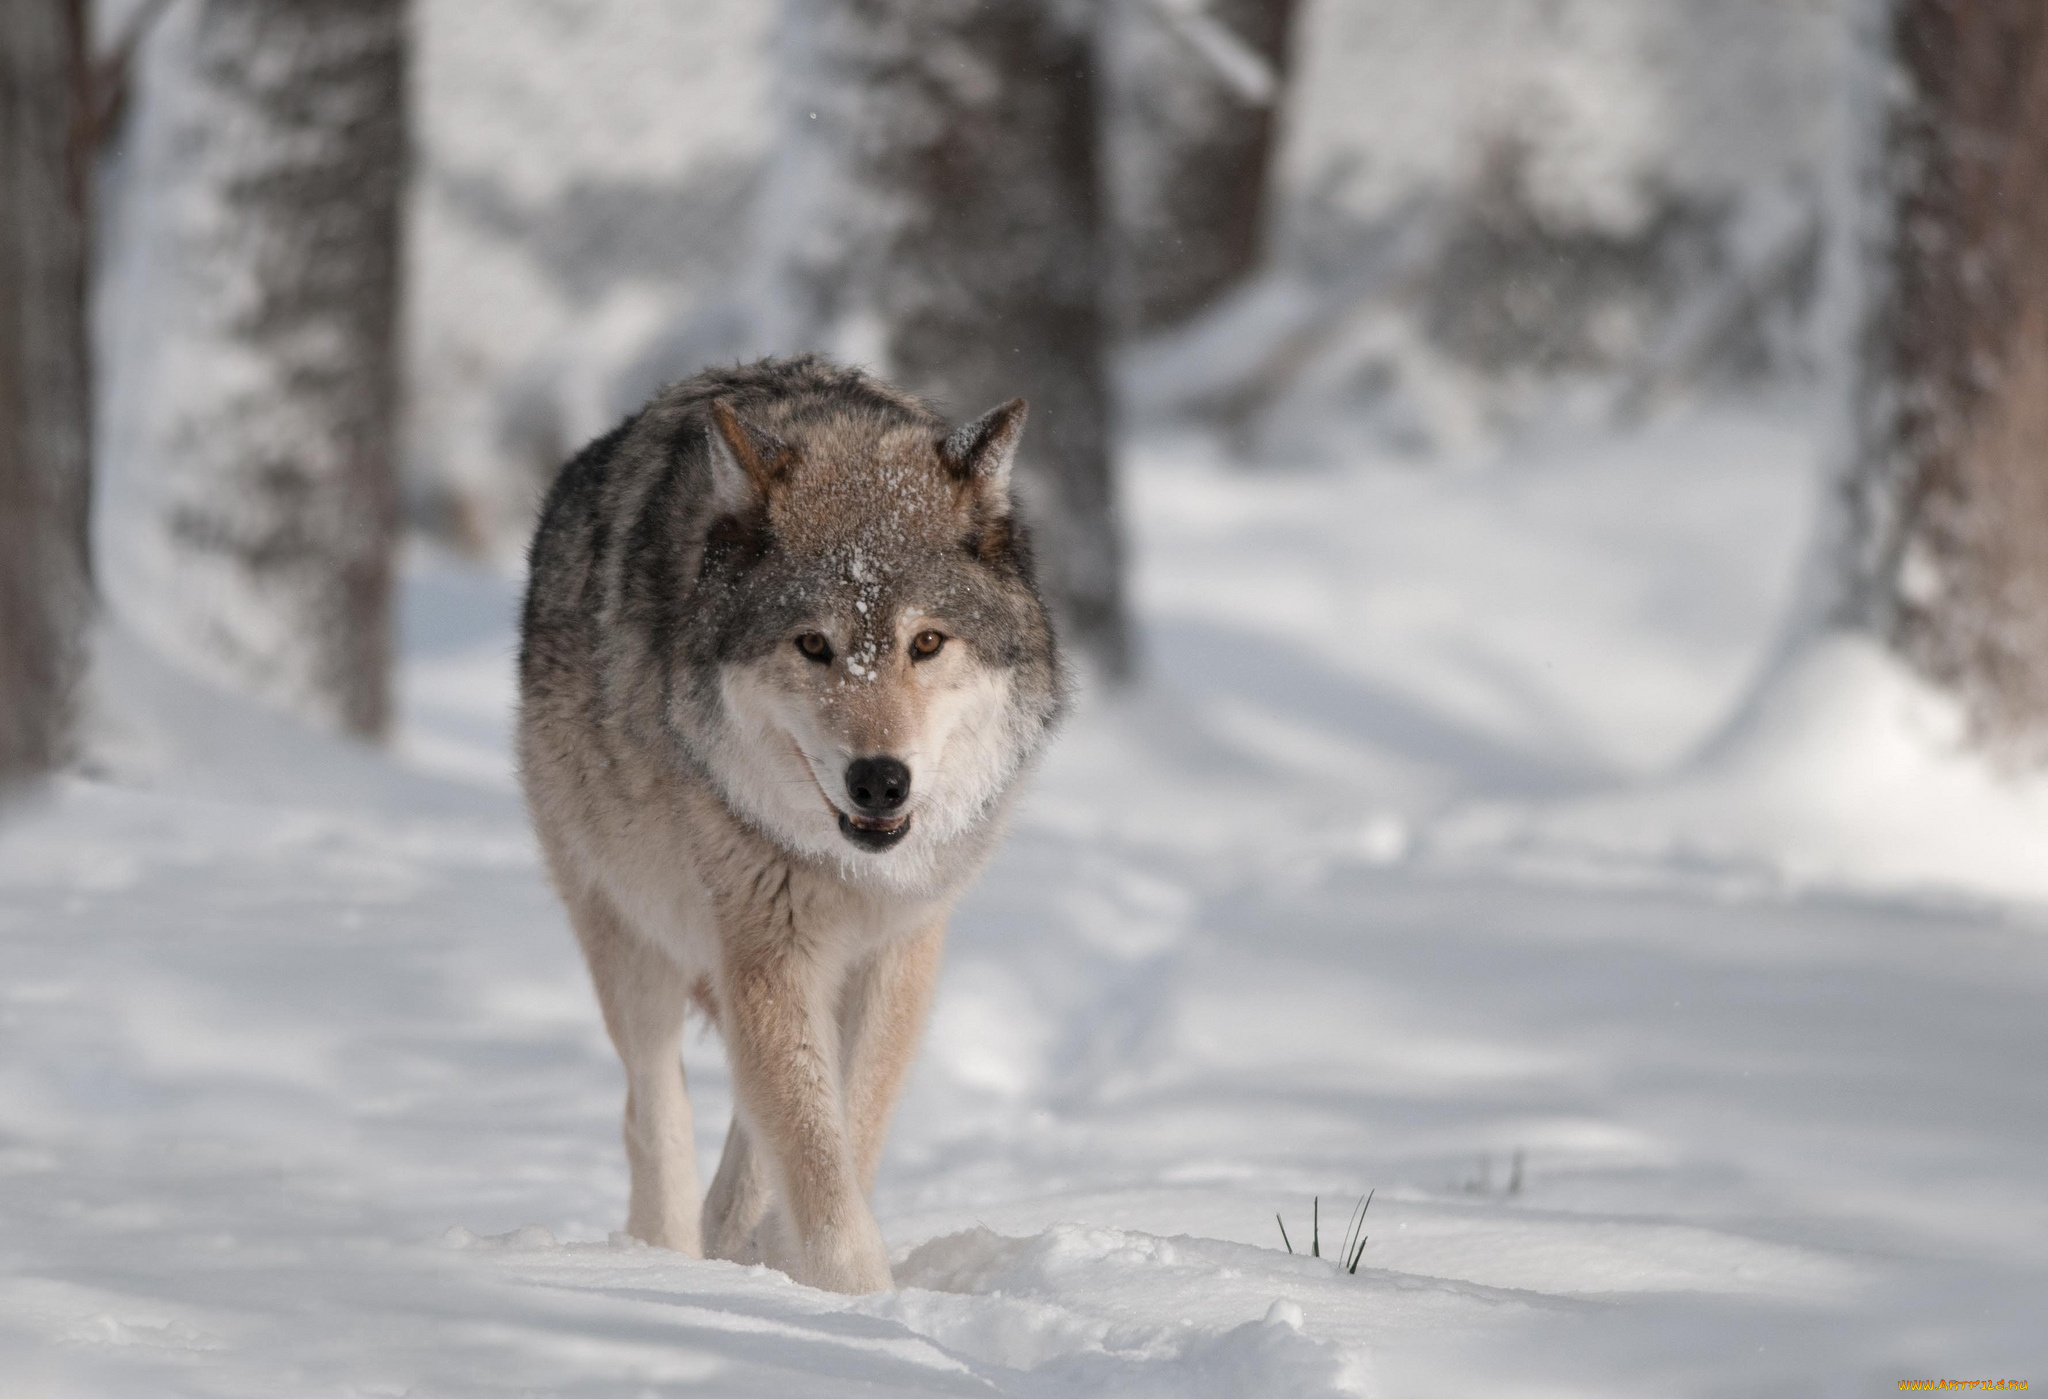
{"left": 517, "top": 355, "right": 1065, "bottom": 1292}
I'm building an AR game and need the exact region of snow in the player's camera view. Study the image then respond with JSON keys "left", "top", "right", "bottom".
{"left": 6, "top": 402, "right": 2046, "bottom": 1394}
{"left": 1463, "top": 633, "right": 2048, "bottom": 903}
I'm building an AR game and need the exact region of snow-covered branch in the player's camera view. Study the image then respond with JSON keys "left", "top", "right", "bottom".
{"left": 1142, "top": 0, "right": 1277, "bottom": 107}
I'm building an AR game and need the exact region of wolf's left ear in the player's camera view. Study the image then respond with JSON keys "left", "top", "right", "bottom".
{"left": 940, "top": 398, "right": 1027, "bottom": 515}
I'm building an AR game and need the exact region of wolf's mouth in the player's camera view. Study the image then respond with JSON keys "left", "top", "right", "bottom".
{"left": 838, "top": 811, "right": 911, "bottom": 851}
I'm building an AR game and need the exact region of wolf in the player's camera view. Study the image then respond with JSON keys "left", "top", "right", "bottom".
{"left": 517, "top": 355, "right": 1066, "bottom": 1294}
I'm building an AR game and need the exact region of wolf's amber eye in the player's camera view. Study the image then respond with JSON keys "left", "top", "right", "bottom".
{"left": 910, "top": 629, "right": 945, "bottom": 660}
{"left": 796, "top": 632, "right": 833, "bottom": 663}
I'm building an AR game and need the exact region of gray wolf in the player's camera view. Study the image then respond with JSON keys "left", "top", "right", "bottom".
{"left": 517, "top": 355, "right": 1066, "bottom": 1293}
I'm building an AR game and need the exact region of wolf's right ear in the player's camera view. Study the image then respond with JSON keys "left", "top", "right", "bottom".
{"left": 940, "top": 398, "right": 1028, "bottom": 516}
{"left": 705, "top": 397, "right": 795, "bottom": 517}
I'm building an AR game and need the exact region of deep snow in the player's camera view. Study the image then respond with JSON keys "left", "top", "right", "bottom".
{"left": 5, "top": 407, "right": 2046, "bottom": 1395}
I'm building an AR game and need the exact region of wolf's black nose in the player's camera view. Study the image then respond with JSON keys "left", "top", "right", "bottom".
{"left": 845, "top": 756, "right": 911, "bottom": 813}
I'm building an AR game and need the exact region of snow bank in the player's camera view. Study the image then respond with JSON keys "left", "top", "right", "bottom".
{"left": 1449, "top": 633, "right": 2048, "bottom": 903}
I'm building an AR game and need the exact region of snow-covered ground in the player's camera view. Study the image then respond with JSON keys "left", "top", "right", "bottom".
{"left": 6, "top": 407, "right": 2046, "bottom": 1395}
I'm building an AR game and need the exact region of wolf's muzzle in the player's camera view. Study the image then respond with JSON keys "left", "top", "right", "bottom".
{"left": 841, "top": 757, "right": 912, "bottom": 850}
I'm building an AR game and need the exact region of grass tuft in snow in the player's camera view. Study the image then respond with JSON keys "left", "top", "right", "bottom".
{"left": 1340, "top": 1190, "right": 1374, "bottom": 1274}
{"left": 1276, "top": 1191, "right": 1374, "bottom": 1274}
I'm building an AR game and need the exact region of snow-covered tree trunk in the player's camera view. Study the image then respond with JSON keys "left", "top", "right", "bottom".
{"left": 105, "top": 0, "right": 406, "bottom": 739}
{"left": 1837, "top": 0, "right": 2048, "bottom": 756}
{"left": 765, "top": 0, "right": 1131, "bottom": 679}
{"left": 1102, "top": 0, "right": 1296, "bottom": 335}
{"left": 0, "top": 0, "right": 92, "bottom": 784}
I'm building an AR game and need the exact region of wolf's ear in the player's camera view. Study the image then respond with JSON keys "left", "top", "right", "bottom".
{"left": 705, "top": 397, "right": 795, "bottom": 517}
{"left": 940, "top": 398, "right": 1027, "bottom": 516}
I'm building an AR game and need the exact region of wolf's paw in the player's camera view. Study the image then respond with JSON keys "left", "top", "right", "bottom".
{"left": 770, "top": 1208, "right": 893, "bottom": 1294}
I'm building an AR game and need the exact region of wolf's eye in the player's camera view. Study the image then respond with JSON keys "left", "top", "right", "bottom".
{"left": 796, "top": 632, "right": 833, "bottom": 663}
{"left": 910, "top": 629, "right": 945, "bottom": 660}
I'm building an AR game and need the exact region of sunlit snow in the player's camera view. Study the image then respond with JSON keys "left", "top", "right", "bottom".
{"left": 4, "top": 406, "right": 2044, "bottom": 1395}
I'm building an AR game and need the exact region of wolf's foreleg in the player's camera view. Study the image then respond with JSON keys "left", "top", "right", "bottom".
{"left": 567, "top": 884, "right": 703, "bottom": 1255}
{"left": 838, "top": 921, "right": 947, "bottom": 1195}
{"left": 700, "top": 1116, "right": 771, "bottom": 1263}
{"left": 720, "top": 942, "right": 892, "bottom": 1294}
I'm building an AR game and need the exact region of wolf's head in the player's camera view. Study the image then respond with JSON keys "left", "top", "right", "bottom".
{"left": 668, "top": 365, "right": 1066, "bottom": 888}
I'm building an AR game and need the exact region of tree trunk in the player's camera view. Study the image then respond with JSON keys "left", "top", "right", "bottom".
{"left": 1841, "top": 0, "right": 2048, "bottom": 756}
{"left": 106, "top": 0, "right": 405, "bottom": 739}
{"left": 766, "top": 0, "right": 1131, "bottom": 679}
{"left": 1102, "top": 0, "right": 1297, "bottom": 335}
{"left": 0, "top": 0, "right": 92, "bottom": 785}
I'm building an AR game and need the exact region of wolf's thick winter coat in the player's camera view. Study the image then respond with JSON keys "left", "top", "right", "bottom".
{"left": 518, "top": 356, "right": 1065, "bottom": 1293}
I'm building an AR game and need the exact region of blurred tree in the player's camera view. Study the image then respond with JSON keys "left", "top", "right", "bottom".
{"left": 0, "top": 0, "right": 92, "bottom": 785}
{"left": 1839, "top": 0, "right": 2048, "bottom": 756}
{"left": 1102, "top": 0, "right": 1297, "bottom": 334}
{"left": 115, "top": 0, "right": 406, "bottom": 739}
{"left": 767, "top": 0, "right": 1130, "bottom": 679}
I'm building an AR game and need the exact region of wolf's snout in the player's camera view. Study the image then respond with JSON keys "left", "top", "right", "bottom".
{"left": 845, "top": 756, "right": 911, "bottom": 814}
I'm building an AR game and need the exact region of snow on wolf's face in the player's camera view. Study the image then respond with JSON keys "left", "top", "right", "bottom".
{"left": 695, "top": 403, "right": 1062, "bottom": 889}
